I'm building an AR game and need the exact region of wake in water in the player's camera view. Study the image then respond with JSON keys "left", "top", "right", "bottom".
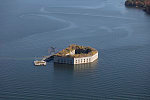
{"left": 20, "top": 14, "right": 77, "bottom": 32}
{"left": 40, "top": 6, "right": 137, "bottom": 20}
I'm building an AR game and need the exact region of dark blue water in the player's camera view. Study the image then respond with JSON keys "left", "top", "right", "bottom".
{"left": 0, "top": 0, "right": 150, "bottom": 99}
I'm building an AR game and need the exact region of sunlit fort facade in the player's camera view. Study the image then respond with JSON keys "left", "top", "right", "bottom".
{"left": 54, "top": 44, "right": 98, "bottom": 65}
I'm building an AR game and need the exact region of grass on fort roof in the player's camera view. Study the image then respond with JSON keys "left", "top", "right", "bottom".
{"left": 55, "top": 44, "right": 98, "bottom": 57}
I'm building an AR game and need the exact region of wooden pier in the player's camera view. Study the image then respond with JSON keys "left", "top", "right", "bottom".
{"left": 34, "top": 46, "right": 56, "bottom": 66}
{"left": 34, "top": 55, "right": 54, "bottom": 66}
{"left": 34, "top": 60, "right": 46, "bottom": 66}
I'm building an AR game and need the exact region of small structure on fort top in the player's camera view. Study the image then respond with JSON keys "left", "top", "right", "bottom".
{"left": 54, "top": 44, "right": 98, "bottom": 64}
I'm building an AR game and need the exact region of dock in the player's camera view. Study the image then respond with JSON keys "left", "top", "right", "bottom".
{"left": 34, "top": 55, "right": 54, "bottom": 66}
{"left": 34, "top": 60, "right": 46, "bottom": 66}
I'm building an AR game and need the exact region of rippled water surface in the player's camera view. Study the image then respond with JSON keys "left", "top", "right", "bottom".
{"left": 0, "top": 0, "right": 150, "bottom": 99}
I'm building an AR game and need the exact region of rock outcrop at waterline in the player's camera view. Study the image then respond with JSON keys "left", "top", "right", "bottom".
{"left": 144, "top": 5, "right": 150, "bottom": 13}
{"left": 125, "top": 0, "right": 150, "bottom": 14}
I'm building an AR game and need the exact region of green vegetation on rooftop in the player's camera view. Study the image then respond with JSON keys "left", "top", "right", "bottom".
{"left": 55, "top": 44, "right": 98, "bottom": 58}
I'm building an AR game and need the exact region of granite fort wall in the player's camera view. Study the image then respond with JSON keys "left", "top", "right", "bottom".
{"left": 54, "top": 52, "right": 98, "bottom": 65}
{"left": 54, "top": 56, "right": 74, "bottom": 64}
{"left": 74, "top": 52, "right": 98, "bottom": 64}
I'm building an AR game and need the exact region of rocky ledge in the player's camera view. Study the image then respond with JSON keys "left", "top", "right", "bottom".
{"left": 125, "top": 0, "right": 150, "bottom": 14}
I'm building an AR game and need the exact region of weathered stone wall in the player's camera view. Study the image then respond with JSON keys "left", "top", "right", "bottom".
{"left": 74, "top": 52, "right": 98, "bottom": 64}
{"left": 54, "top": 56, "right": 74, "bottom": 64}
{"left": 54, "top": 52, "right": 98, "bottom": 65}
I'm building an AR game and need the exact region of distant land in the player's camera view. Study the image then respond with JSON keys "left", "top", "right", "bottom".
{"left": 125, "top": 0, "right": 150, "bottom": 14}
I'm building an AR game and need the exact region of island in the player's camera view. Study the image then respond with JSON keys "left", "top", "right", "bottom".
{"left": 54, "top": 44, "right": 98, "bottom": 64}
{"left": 125, "top": 0, "right": 150, "bottom": 14}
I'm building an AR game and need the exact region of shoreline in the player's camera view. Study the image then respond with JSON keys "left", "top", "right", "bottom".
{"left": 125, "top": 0, "right": 150, "bottom": 14}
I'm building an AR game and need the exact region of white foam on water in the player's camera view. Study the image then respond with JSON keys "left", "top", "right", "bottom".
{"left": 40, "top": 7, "right": 136, "bottom": 21}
